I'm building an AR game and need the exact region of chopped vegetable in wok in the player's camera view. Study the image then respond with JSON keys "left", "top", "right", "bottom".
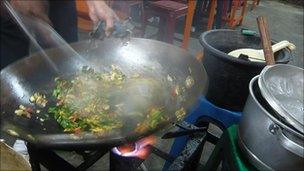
{"left": 7, "top": 129, "right": 19, "bottom": 137}
{"left": 185, "top": 76, "right": 194, "bottom": 89}
{"left": 48, "top": 105, "right": 122, "bottom": 133}
{"left": 49, "top": 65, "right": 125, "bottom": 133}
{"left": 14, "top": 105, "right": 33, "bottom": 118}
{"left": 175, "top": 107, "right": 186, "bottom": 121}
{"left": 14, "top": 65, "right": 180, "bottom": 135}
{"left": 29, "top": 92, "right": 48, "bottom": 107}
{"left": 135, "top": 107, "right": 168, "bottom": 133}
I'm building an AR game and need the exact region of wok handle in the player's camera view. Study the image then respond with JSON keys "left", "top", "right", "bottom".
{"left": 161, "top": 127, "right": 207, "bottom": 139}
{"left": 90, "top": 19, "right": 133, "bottom": 40}
{"left": 257, "top": 16, "right": 275, "bottom": 65}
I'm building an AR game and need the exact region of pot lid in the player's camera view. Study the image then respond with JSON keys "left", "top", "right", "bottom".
{"left": 258, "top": 64, "right": 304, "bottom": 134}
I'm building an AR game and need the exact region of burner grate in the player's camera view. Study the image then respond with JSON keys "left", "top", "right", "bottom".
{"left": 26, "top": 121, "right": 210, "bottom": 171}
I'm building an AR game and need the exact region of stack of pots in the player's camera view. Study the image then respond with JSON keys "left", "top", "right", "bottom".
{"left": 238, "top": 64, "right": 303, "bottom": 170}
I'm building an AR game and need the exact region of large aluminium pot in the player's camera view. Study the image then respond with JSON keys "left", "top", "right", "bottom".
{"left": 199, "top": 29, "right": 292, "bottom": 111}
{"left": 238, "top": 76, "right": 304, "bottom": 170}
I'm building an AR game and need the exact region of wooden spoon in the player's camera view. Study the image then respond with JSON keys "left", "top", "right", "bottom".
{"left": 257, "top": 16, "right": 275, "bottom": 65}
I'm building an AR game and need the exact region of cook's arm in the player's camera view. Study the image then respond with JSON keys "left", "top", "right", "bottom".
{"left": 1, "top": 0, "right": 51, "bottom": 24}
{"left": 86, "top": 0, "right": 119, "bottom": 36}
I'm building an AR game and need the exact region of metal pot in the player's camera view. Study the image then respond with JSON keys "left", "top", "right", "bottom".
{"left": 238, "top": 76, "right": 304, "bottom": 170}
{"left": 258, "top": 64, "right": 304, "bottom": 134}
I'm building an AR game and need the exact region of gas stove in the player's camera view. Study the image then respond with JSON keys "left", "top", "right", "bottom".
{"left": 26, "top": 121, "right": 213, "bottom": 171}
{"left": 24, "top": 95, "right": 243, "bottom": 171}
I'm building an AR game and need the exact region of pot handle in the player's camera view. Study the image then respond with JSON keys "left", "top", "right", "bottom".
{"left": 269, "top": 124, "right": 304, "bottom": 157}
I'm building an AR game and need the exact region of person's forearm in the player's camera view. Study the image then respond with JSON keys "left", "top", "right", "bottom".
{"left": 86, "top": 0, "right": 118, "bottom": 36}
{"left": 3, "top": 0, "right": 50, "bottom": 24}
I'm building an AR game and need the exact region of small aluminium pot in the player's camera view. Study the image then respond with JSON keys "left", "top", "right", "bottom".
{"left": 238, "top": 76, "right": 304, "bottom": 170}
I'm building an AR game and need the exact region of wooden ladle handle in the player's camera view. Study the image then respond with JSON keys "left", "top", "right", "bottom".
{"left": 257, "top": 16, "right": 275, "bottom": 65}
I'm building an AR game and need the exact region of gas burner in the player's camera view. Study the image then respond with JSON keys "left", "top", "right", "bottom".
{"left": 112, "top": 143, "right": 137, "bottom": 156}
{"left": 110, "top": 136, "right": 157, "bottom": 170}
{"left": 25, "top": 121, "right": 210, "bottom": 171}
{"left": 112, "top": 136, "right": 156, "bottom": 159}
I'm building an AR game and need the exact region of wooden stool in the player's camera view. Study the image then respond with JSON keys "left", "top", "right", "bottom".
{"left": 207, "top": 0, "right": 248, "bottom": 30}
{"left": 226, "top": 0, "right": 248, "bottom": 28}
{"left": 181, "top": 0, "right": 196, "bottom": 49}
{"left": 251, "top": 0, "right": 261, "bottom": 10}
{"left": 142, "top": 0, "right": 188, "bottom": 43}
{"left": 207, "top": 0, "right": 217, "bottom": 30}
{"left": 76, "top": 0, "right": 94, "bottom": 32}
{"left": 204, "top": 125, "right": 257, "bottom": 171}
{"left": 112, "top": 1, "right": 143, "bottom": 20}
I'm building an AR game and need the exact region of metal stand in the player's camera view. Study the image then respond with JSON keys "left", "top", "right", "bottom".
{"left": 110, "top": 151, "right": 144, "bottom": 171}
{"left": 27, "top": 144, "right": 108, "bottom": 171}
{"left": 164, "top": 96, "right": 242, "bottom": 170}
{"left": 26, "top": 121, "right": 209, "bottom": 171}
{"left": 203, "top": 125, "right": 257, "bottom": 171}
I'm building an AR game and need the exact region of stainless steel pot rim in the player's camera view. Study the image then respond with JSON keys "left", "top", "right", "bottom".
{"left": 258, "top": 64, "right": 304, "bottom": 134}
{"left": 250, "top": 76, "right": 303, "bottom": 138}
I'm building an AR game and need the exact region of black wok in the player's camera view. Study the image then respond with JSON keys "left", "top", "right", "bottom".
{"left": 0, "top": 38, "right": 208, "bottom": 149}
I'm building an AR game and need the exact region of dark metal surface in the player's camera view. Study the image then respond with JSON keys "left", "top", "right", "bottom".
{"left": 149, "top": 145, "right": 175, "bottom": 162}
{"left": 161, "top": 121, "right": 207, "bottom": 139}
{"left": 27, "top": 142, "right": 109, "bottom": 171}
{"left": 110, "top": 151, "right": 144, "bottom": 171}
{"left": 77, "top": 150, "right": 109, "bottom": 171}
{"left": 161, "top": 127, "right": 207, "bottom": 139}
{"left": 168, "top": 123, "right": 206, "bottom": 171}
{"left": 0, "top": 38, "right": 208, "bottom": 148}
{"left": 27, "top": 143, "right": 78, "bottom": 171}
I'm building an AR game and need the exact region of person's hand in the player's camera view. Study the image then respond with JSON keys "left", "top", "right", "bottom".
{"left": 86, "top": 0, "right": 119, "bottom": 36}
{"left": 9, "top": 0, "right": 51, "bottom": 24}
